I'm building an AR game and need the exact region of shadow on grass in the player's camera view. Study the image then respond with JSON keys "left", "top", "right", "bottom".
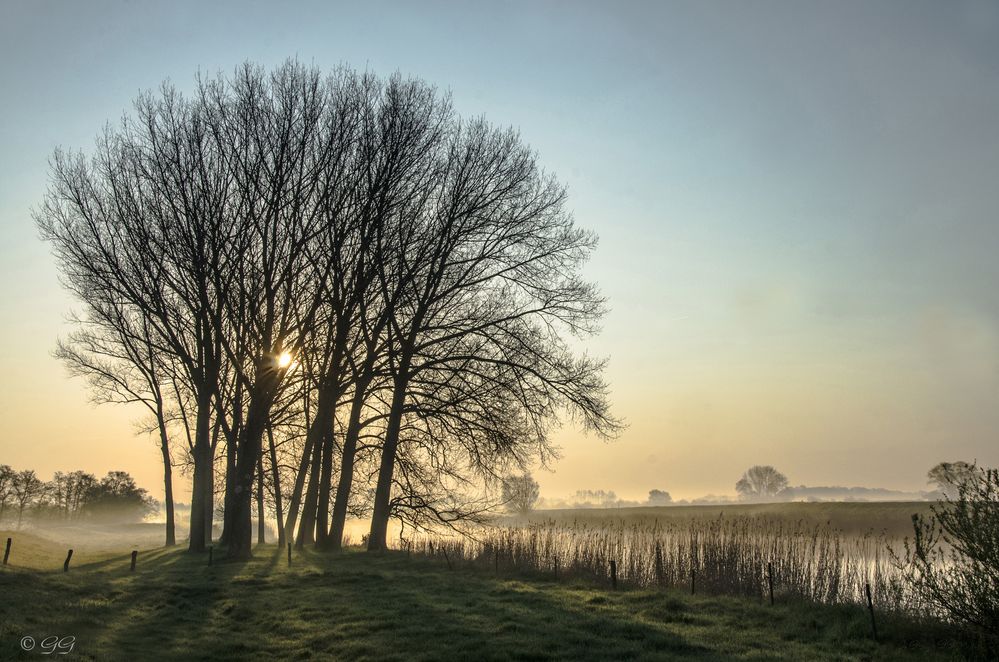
{"left": 1, "top": 544, "right": 974, "bottom": 661}
{"left": 4, "top": 545, "right": 710, "bottom": 661}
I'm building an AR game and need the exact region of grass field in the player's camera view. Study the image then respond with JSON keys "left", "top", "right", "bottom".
{"left": 0, "top": 527, "right": 974, "bottom": 661}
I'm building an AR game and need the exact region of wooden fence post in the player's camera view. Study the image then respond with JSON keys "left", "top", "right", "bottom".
{"left": 3, "top": 537, "right": 10, "bottom": 565}
{"left": 63, "top": 549, "right": 73, "bottom": 572}
{"left": 767, "top": 562, "right": 775, "bottom": 606}
{"left": 865, "top": 582, "right": 878, "bottom": 641}
{"left": 554, "top": 555, "right": 559, "bottom": 581}
{"left": 690, "top": 568, "right": 696, "bottom": 595}
{"left": 494, "top": 548, "right": 499, "bottom": 575}
{"left": 610, "top": 559, "right": 617, "bottom": 590}
{"left": 287, "top": 543, "right": 292, "bottom": 567}
{"left": 130, "top": 550, "right": 137, "bottom": 572}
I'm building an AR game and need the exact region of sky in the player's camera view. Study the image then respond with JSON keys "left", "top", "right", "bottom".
{"left": 1, "top": 0, "right": 998, "bottom": 503}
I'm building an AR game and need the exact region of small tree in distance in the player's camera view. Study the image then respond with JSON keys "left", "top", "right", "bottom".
{"left": 927, "top": 461, "right": 981, "bottom": 499}
{"left": 0, "top": 464, "right": 14, "bottom": 522}
{"left": 735, "top": 465, "right": 788, "bottom": 501}
{"left": 648, "top": 489, "right": 673, "bottom": 506}
{"left": 502, "top": 474, "right": 541, "bottom": 515}
{"left": 11, "top": 470, "right": 45, "bottom": 529}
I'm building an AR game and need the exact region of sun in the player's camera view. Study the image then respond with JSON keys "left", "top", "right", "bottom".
{"left": 277, "top": 352, "right": 293, "bottom": 368}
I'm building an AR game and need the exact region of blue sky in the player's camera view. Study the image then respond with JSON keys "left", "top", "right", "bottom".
{"left": 2, "top": 0, "right": 998, "bottom": 500}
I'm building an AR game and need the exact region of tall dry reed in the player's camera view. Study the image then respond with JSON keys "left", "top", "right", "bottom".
{"left": 399, "top": 515, "right": 933, "bottom": 615}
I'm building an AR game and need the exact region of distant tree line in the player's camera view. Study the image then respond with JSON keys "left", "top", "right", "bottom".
{"left": 530, "top": 488, "right": 672, "bottom": 511}
{"left": 521, "top": 460, "right": 973, "bottom": 513}
{"left": 731, "top": 462, "right": 978, "bottom": 503}
{"left": 0, "top": 465, "right": 156, "bottom": 529}
{"left": 37, "top": 61, "right": 618, "bottom": 558}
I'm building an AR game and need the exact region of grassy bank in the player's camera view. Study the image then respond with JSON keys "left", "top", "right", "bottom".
{"left": 0, "top": 531, "right": 972, "bottom": 661}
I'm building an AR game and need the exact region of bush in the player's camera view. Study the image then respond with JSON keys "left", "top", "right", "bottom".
{"left": 900, "top": 466, "right": 999, "bottom": 644}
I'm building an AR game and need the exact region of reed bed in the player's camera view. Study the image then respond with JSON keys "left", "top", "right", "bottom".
{"left": 398, "top": 515, "right": 934, "bottom": 616}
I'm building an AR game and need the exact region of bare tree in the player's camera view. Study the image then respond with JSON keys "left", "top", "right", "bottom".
{"left": 55, "top": 311, "right": 179, "bottom": 545}
{"left": 207, "top": 63, "right": 369, "bottom": 560}
{"left": 366, "top": 115, "right": 619, "bottom": 550}
{"left": 36, "top": 84, "right": 230, "bottom": 551}
{"left": 322, "top": 74, "right": 452, "bottom": 551}
{"left": 11, "top": 470, "right": 45, "bottom": 529}
{"left": 648, "top": 489, "right": 672, "bottom": 506}
{"left": 502, "top": 474, "right": 541, "bottom": 514}
{"left": 68, "top": 471, "right": 98, "bottom": 516}
{"left": 0, "top": 464, "right": 14, "bottom": 524}
{"left": 735, "top": 465, "right": 788, "bottom": 500}
{"left": 927, "top": 461, "right": 981, "bottom": 499}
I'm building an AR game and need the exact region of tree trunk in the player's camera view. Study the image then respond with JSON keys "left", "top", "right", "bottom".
{"left": 225, "top": 370, "right": 280, "bottom": 561}
{"left": 315, "top": 423, "right": 337, "bottom": 551}
{"left": 256, "top": 454, "right": 266, "bottom": 544}
{"left": 295, "top": 387, "right": 334, "bottom": 548}
{"left": 218, "top": 388, "right": 243, "bottom": 546}
{"left": 205, "top": 419, "right": 221, "bottom": 544}
{"left": 188, "top": 389, "right": 213, "bottom": 553}
{"left": 296, "top": 435, "right": 323, "bottom": 548}
{"left": 368, "top": 366, "right": 410, "bottom": 551}
{"left": 282, "top": 391, "right": 311, "bottom": 542}
{"left": 218, "top": 434, "right": 236, "bottom": 545}
{"left": 158, "top": 420, "right": 176, "bottom": 547}
{"left": 283, "top": 422, "right": 315, "bottom": 545}
{"left": 328, "top": 373, "right": 373, "bottom": 550}
{"left": 204, "top": 461, "right": 214, "bottom": 544}
{"left": 267, "top": 425, "right": 285, "bottom": 547}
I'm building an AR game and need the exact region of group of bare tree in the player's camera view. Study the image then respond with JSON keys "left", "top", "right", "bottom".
{"left": 0, "top": 465, "right": 155, "bottom": 528}
{"left": 0, "top": 465, "right": 44, "bottom": 528}
{"left": 36, "top": 61, "right": 617, "bottom": 560}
